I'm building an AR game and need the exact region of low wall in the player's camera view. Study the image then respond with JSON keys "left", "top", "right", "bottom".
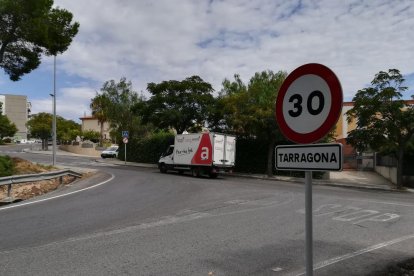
{"left": 60, "top": 143, "right": 103, "bottom": 157}
{"left": 375, "top": 166, "right": 414, "bottom": 187}
{"left": 375, "top": 166, "right": 397, "bottom": 184}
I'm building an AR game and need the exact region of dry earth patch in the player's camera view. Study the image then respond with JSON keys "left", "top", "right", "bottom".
{"left": 0, "top": 157, "right": 83, "bottom": 201}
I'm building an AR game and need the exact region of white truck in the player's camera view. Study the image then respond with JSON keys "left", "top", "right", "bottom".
{"left": 158, "top": 132, "right": 236, "bottom": 178}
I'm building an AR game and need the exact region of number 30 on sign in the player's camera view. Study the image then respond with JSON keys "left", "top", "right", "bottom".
{"left": 275, "top": 63, "right": 343, "bottom": 144}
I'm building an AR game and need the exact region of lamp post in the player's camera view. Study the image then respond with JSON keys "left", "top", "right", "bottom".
{"left": 52, "top": 55, "right": 57, "bottom": 166}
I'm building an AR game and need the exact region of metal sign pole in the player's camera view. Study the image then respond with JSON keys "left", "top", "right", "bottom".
{"left": 124, "top": 143, "right": 127, "bottom": 165}
{"left": 305, "top": 170, "right": 313, "bottom": 276}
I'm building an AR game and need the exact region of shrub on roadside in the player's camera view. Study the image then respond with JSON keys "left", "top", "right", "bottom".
{"left": 0, "top": 155, "right": 15, "bottom": 177}
{"left": 119, "top": 131, "right": 174, "bottom": 163}
{"left": 2, "top": 138, "right": 12, "bottom": 143}
{"left": 81, "top": 130, "right": 100, "bottom": 143}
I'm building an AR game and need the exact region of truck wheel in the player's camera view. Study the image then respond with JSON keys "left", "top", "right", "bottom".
{"left": 209, "top": 172, "right": 218, "bottom": 179}
{"left": 191, "top": 167, "right": 200, "bottom": 177}
{"left": 159, "top": 164, "right": 167, "bottom": 173}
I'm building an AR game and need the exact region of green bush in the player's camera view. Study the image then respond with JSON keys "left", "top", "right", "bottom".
{"left": 82, "top": 130, "right": 100, "bottom": 143}
{"left": 235, "top": 137, "right": 325, "bottom": 178}
{"left": 235, "top": 137, "right": 269, "bottom": 174}
{"left": 2, "top": 137, "right": 12, "bottom": 143}
{"left": 119, "top": 131, "right": 174, "bottom": 163}
{"left": 0, "top": 155, "right": 15, "bottom": 177}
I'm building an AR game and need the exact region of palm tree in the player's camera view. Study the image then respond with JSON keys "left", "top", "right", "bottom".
{"left": 90, "top": 94, "right": 110, "bottom": 147}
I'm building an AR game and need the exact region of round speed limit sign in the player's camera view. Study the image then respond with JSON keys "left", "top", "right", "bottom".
{"left": 275, "top": 63, "right": 343, "bottom": 144}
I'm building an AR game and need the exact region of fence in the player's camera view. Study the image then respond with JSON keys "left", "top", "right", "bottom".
{"left": 0, "top": 169, "right": 82, "bottom": 199}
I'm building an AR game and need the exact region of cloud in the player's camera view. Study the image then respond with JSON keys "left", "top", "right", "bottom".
{"left": 51, "top": 0, "right": 414, "bottom": 103}
{"left": 31, "top": 87, "right": 96, "bottom": 122}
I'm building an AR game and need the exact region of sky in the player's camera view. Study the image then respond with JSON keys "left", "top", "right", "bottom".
{"left": 1, "top": 0, "right": 414, "bottom": 122}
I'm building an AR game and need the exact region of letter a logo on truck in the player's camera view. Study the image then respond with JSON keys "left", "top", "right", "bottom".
{"left": 201, "top": 147, "right": 209, "bottom": 160}
{"left": 191, "top": 133, "right": 212, "bottom": 165}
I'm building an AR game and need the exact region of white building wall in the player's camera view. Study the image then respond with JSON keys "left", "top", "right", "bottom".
{"left": 0, "top": 95, "right": 5, "bottom": 115}
{"left": 0, "top": 94, "right": 29, "bottom": 139}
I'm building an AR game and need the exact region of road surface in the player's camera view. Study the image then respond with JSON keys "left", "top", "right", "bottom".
{"left": 1, "top": 145, "right": 413, "bottom": 275}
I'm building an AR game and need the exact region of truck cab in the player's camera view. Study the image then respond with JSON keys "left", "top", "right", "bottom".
{"left": 159, "top": 145, "right": 174, "bottom": 172}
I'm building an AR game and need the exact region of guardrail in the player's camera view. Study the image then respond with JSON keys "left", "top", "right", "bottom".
{"left": 0, "top": 169, "right": 83, "bottom": 199}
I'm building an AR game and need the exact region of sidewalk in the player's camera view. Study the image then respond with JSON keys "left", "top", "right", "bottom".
{"left": 26, "top": 148, "right": 412, "bottom": 193}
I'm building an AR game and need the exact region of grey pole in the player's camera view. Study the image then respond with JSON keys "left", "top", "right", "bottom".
{"left": 305, "top": 170, "right": 313, "bottom": 276}
{"left": 124, "top": 143, "right": 126, "bottom": 165}
{"left": 52, "top": 55, "right": 57, "bottom": 166}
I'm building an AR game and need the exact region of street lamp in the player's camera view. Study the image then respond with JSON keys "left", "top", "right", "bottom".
{"left": 51, "top": 55, "right": 57, "bottom": 166}
{"left": 49, "top": 92, "right": 56, "bottom": 160}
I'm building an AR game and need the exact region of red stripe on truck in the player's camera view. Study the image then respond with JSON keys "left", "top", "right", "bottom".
{"left": 191, "top": 133, "right": 212, "bottom": 165}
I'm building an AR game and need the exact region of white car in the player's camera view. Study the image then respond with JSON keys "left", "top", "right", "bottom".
{"left": 101, "top": 146, "right": 119, "bottom": 158}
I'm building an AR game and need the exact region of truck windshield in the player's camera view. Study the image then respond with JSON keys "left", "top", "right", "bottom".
{"left": 165, "top": 146, "right": 174, "bottom": 156}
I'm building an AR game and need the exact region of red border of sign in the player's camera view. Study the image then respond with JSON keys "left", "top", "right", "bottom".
{"left": 275, "top": 63, "right": 343, "bottom": 144}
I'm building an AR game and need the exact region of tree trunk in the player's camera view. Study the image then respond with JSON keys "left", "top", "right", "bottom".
{"left": 266, "top": 139, "right": 276, "bottom": 177}
{"left": 396, "top": 147, "right": 404, "bottom": 189}
{"left": 99, "top": 120, "right": 104, "bottom": 147}
{"left": 42, "top": 139, "right": 48, "bottom": 150}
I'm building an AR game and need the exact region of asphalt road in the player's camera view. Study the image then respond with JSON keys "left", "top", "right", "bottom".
{"left": 1, "top": 145, "right": 413, "bottom": 275}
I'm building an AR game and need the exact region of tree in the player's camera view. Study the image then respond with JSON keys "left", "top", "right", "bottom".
{"left": 90, "top": 94, "right": 110, "bottom": 146}
{"left": 219, "top": 70, "right": 288, "bottom": 176}
{"left": 27, "top": 112, "right": 52, "bottom": 149}
{"left": 0, "top": 0, "right": 79, "bottom": 81}
{"left": 346, "top": 69, "right": 414, "bottom": 188}
{"left": 0, "top": 113, "right": 17, "bottom": 139}
{"left": 97, "top": 78, "right": 148, "bottom": 142}
{"left": 57, "top": 117, "right": 80, "bottom": 142}
{"left": 27, "top": 112, "right": 81, "bottom": 149}
{"left": 141, "top": 76, "right": 215, "bottom": 134}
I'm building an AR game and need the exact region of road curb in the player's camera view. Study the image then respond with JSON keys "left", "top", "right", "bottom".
{"left": 94, "top": 158, "right": 158, "bottom": 168}
{"left": 228, "top": 173, "right": 411, "bottom": 193}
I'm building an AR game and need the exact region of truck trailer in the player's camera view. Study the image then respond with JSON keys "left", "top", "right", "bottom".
{"left": 158, "top": 133, "right": 236, "bottom": 178}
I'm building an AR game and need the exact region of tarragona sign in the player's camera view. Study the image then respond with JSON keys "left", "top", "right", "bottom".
{"left": 277, "top": 151, "right": 338, "bottom": 163}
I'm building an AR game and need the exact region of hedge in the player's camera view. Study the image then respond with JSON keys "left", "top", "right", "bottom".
{"left": 119, "top": 132, "right": 175, "bottom": 163}
{"left": 234, "top": 137, "right": 325, "bottom": 178}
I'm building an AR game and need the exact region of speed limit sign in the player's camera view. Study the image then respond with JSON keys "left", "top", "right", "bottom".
{"left": 275, "top": 63, "right": 343, "bottom": 144}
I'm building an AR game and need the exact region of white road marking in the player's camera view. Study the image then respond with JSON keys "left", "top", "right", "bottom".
{"left": 352, "top": 213, "right": 400, "bottom": 225}
{"left": 0, "top": 173, "right": 115, "bottom": 211}
{"left": 295, "top": 233, "right": 414, "bottom": 276}
{"left": 298, "top": 204, "right": 400, "bottom": 225}
{"left": 345, "top": 198, "right": 414, "bottom": 207}
{"left": 333, "top": 210, "right": 380, "bottom": 222}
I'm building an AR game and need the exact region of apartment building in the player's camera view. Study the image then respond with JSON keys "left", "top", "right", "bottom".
{"left": 0, "top": 94, "right": 31, "bottom": 140}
